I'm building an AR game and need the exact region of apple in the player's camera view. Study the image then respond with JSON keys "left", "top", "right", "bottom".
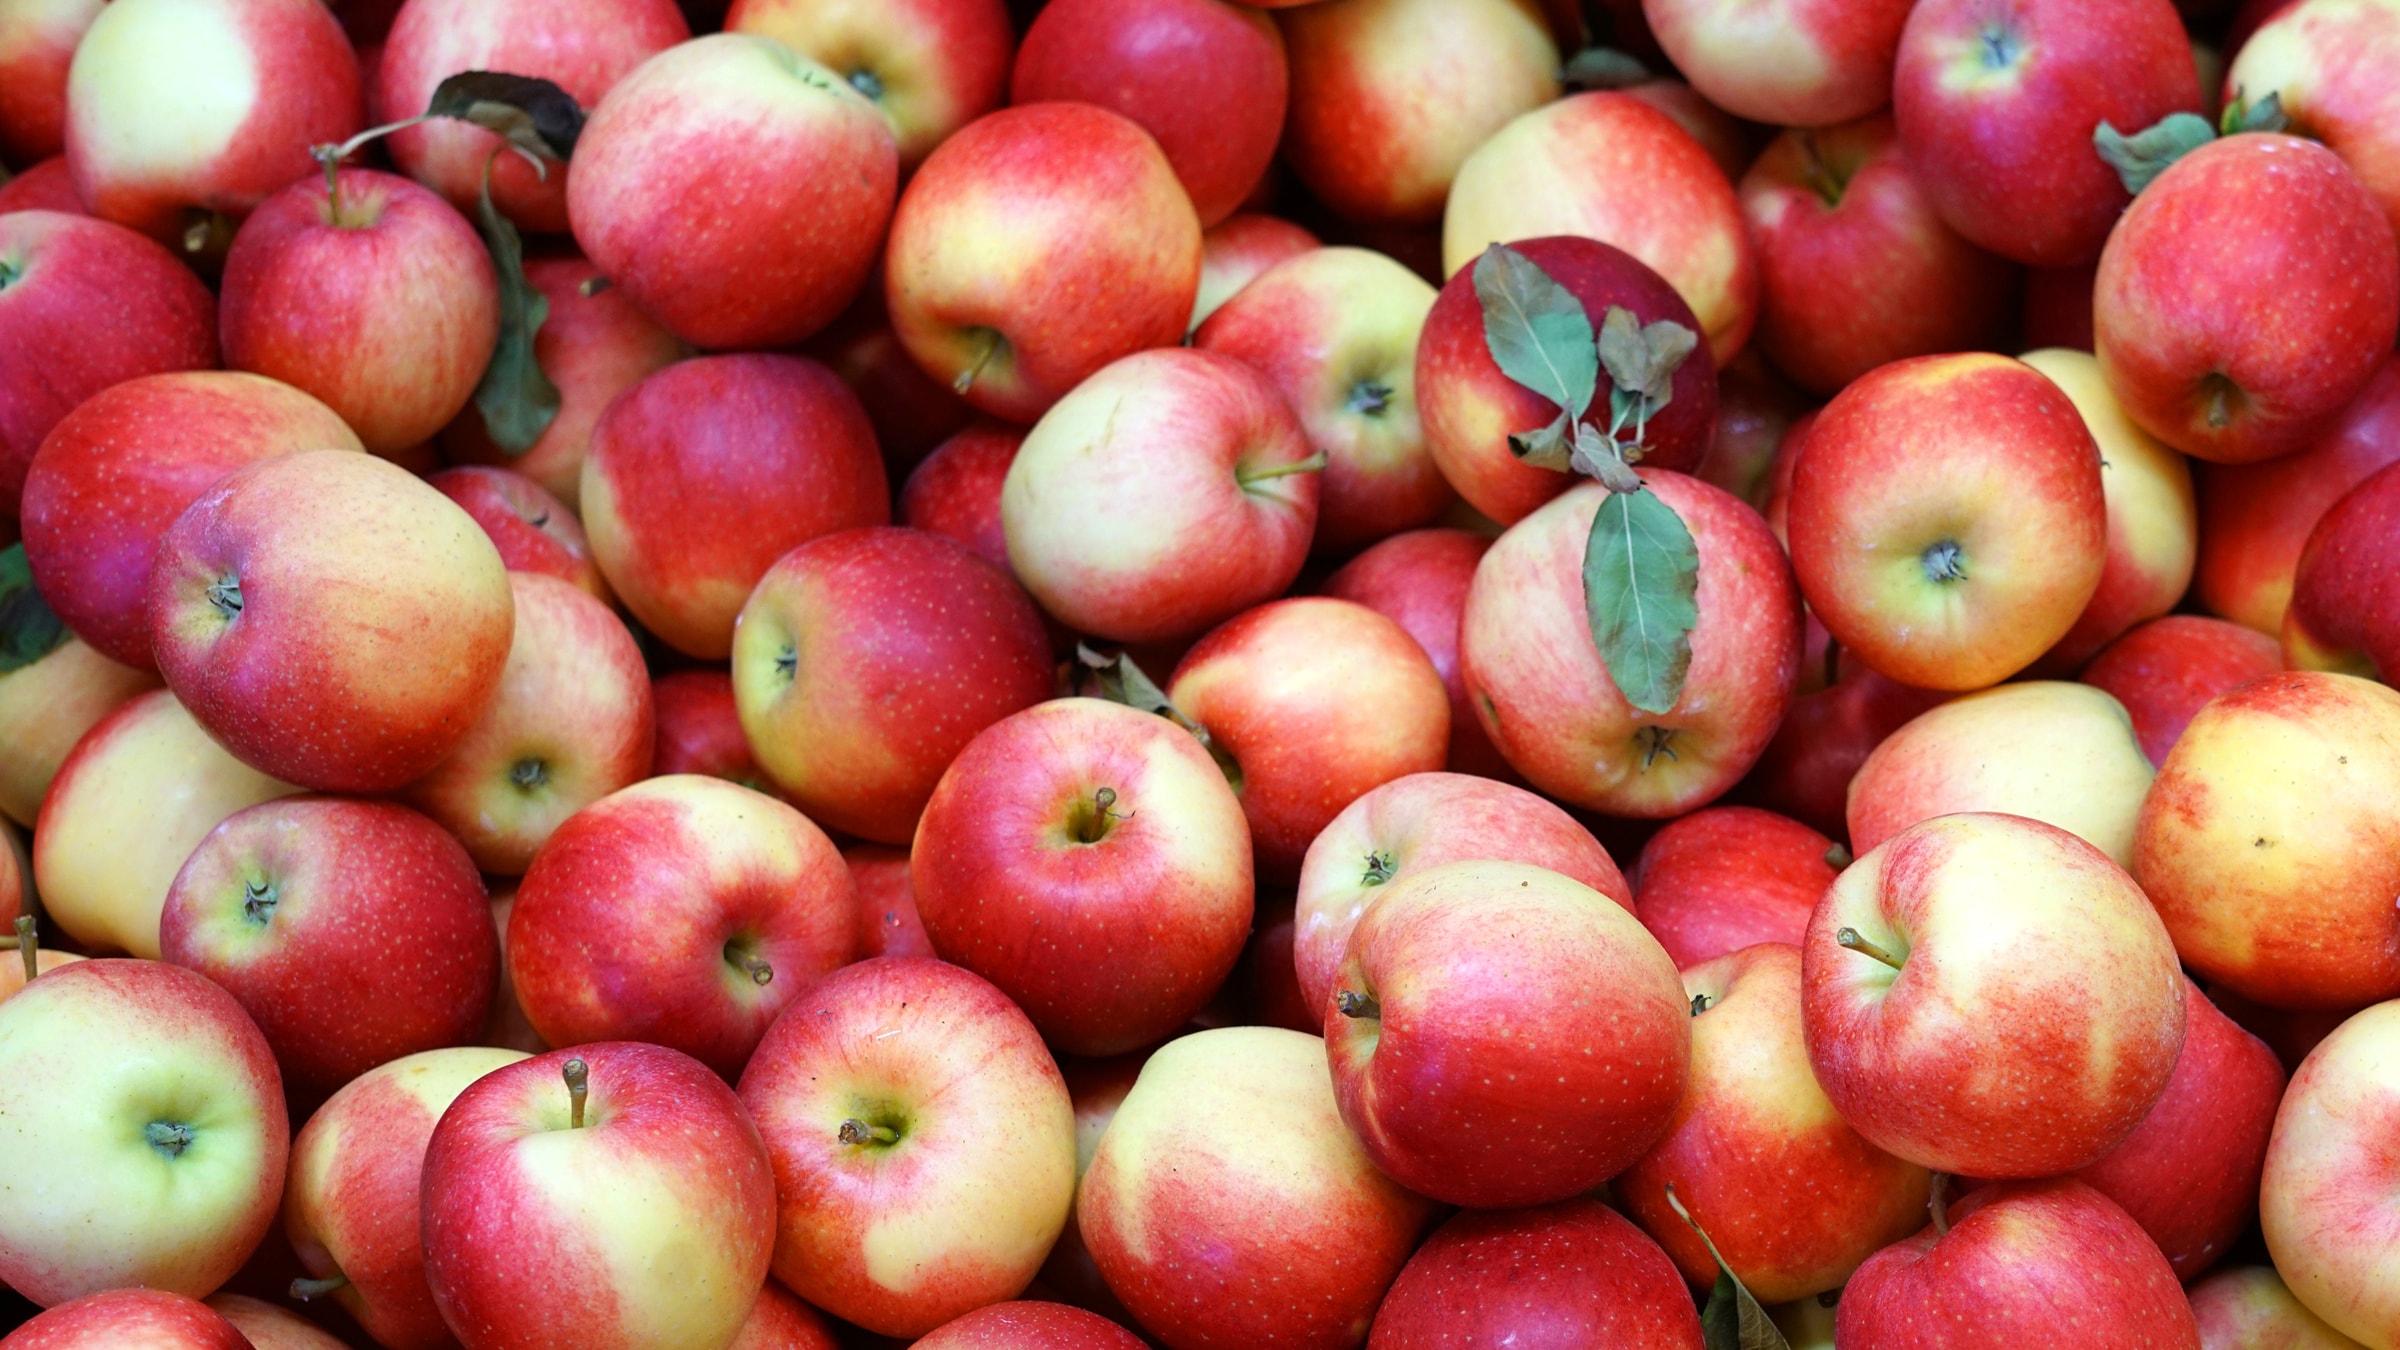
{"left": 0, "top": 210, "right": 219, "bottom": 518}
{"left": 883, "top": 102, "right": 1200, "bottom": 423}
{"left": 20, "top": 371, "right": 363, "bottom": 671}
{"left": 1698, "top": 357, "right": 1808, "bottom": 517}
{"left": 1293, "top": 770, "right": 1628, "bottom": 1023}
{"left": 2185, "top": 1266, "right": 2364, "bottom": 1350}
{"left": 1368, "top": 1199, "right": 1704, "bottom": 1349}
{"left": 731, "top": 526, "right": 1055, "bottom": 845}
{"left": 437, "top": 251, "right": 687, "bottom": 511}
{"left": 1191, "top": 212, "right": 1321, "bottom": 331}
{"left": 914, "top": 1302, "right": 1146, "bottom": 1350}
{"left": 2285, "top": 460, "right": 2400, "bottom": 678}
{"left": 1847, "top": 682, "right": 2155, "bottom": 868}
{"left": 1739, "top": 114, "right": 2019, "bottom": 396}
{"left": 0, "top": 959, "right": 287, "bottom": 1305}
{"left": 1195, "top": 246, "right": 1451, "bottom": 551}
{"left": 1803, "top": 812, "right": 2187, "bottom": 1177}
{"left": 0, "top": 1290, "right": 252, "bottom": 1350}
{"left": 2133, "top": 671, "right": 2400, "bottom": 1010}
{"left": 1327, "top": 858, "right": 1690, "bottom": 1208}
{"left": 568, "top": 33, "right": 898, "bottom": 350}
{"left": 1000, "top": 347, "right": 1319, "bottom": 643}
{"left": 725, "top": 0, "right": 1013, "bottom": 172}
{"left": 202, "top": 1295, "right": 348, "bottom": 1350}
{"left": 727, "top": 1280, "right": 839, "bottom": 1350}
{"left": 735, "top": 957, "right": 1075, "bottom": 1338}
{"left": 900, "top": 420, "right": 1022, "bottom": 573}
{"left": 1080, "top": 1026, "right": 1435, "bottom": 1350}
{"left": 148, "top": 449, "right": 515, "bottom": 793}
{"left": 2095, "top": 133, "right": 2400, "bottom": 464}
{"left": 2080, "top": 615, "right": 2285, "bottom": 765}
{"left": 1461, "top": 473, "right": 1803, "bottom": 817}
{"left": 425, "top": 466, "right": 611, "bottom": 605}
{"left": 1788, "top": 352, "right": 2107, "bottom": 691}
{"left": 63, "top": 0, "right": 362, "bottom": 247}
{"left": 509, "top": 774, "right": 856, "bottom": 1080}
{"left": 1618, "top": 76, "right": 1760, "bottom": 186}
{"left": 842, "top": 844, "right": 934, "bottom": 961}
{"left": 912, "top": 697, "right": 1254, "bottom": 1056}
{"left": 1631, "top": 805, "right": 1837, "bottom": 970}
{"left": 422, "top": 1042, "right": 777, "bottom": 1350}
{"left": 0, "top": 638, "right": 155, "bottom": 828}
{"left": 280, "top": 1046, "right": 530, "bottom": 1350}
{"left": 2227, "top": 0, "right": 2400, "bottom": 239}
{"left": 1318, "top": 528, "right": 1516, "bottom": 780}
{"left": 34, "top": 690, "right": 298, "bottom": 959}
{"left": 0, "top": 0, "right": 104, "bottom": 166}
{"left": 1642, "top": 0, "right": 1912, "bottom": 126}
{"left": 1836, "top": 1179, "right": 2201, "bottom": 1347}
{"left": 377, "top": 0, "right": 690, "bottom": 234}
{"left": 1012, "top": 0, "right": 1285, "bottom": 227}
{"left": 799, "top": 282, "right": 975, "bottom": 480}
{"left": 403, "top": 572, "right": 653, "bottom": 874}
{"left": 1277, "top": 0, "right": 1560, "bottom": 226}
{"left": 1617, "top": 943, "right": 1932, "bottom": 1303}
{"left": 650, "top": 668, "right": 779, "bottom": 795}
{"left": 581, "top": 352, "right": 890, "bottom": 660}
{"left": 1892, "top": 0, "right": 2202, "bottom": 266}
{"left": 1415, "top": 236, "right": 1718, "bottom": 527}
{"left": 2261, "top": 1000, "right": 2400, "bottom": 1347}
{"left": 1170, "top": 596, "right": 1451, "bottom": 881}
{"left": 1444, "top": 92, "right": 1758, "bottom": 363}
{"left": 0, "top": 156, "right": 83, "bottom": 215}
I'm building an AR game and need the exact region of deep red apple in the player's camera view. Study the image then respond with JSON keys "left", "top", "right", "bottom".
{"left": 914, "top": 1302, "right": 1145, "bottom": 1350}
{"left": 0, "top": 156, "right": 82, "bottom": 215}
{"left": 1368, "top": 1199, "right": 1704, "bottom": 1349}
{"left": 0, "top": 1289, "right": 252, "bottom": 1350}
{"left": 1632, "top": 805, "right": 1838, "bottom": 969}
{"left": 649, "top": 668, "right": 778, "bottom": 795}
{"left": 1318, "top": 527, "right": 1513, "bottom": 781}
{"left": 2079, "top": 615, "right": 2284, "bottom": 765}
{"left": 899, "top": 420, "right": 1021, "bottom": 573}
{"left": 1191, "top": 211, "right": 1321, "bottom": 330}
{"left": 1735, "top": 640, "right": 1951, "bottom": 841}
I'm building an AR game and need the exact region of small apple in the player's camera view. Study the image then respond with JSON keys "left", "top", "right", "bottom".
{"left": 1642, "top": 0, "right": 1913, "bottom": 126}
{"left": 1190, "top": 212, "right": 1321, "bottom": 331}
{"left": 650, "top": 668, "right": 778, "bottom": 795}
{"left": 2284, "top": 460, "right": 2400, "bottom": 679}
{"left": 841, "top": 844, "right": 933, "bottom": 961}
{"left": 913, "top": 1302, "right": 1146, "bottom": 1350}
{"left": 203, "top": 1294, "right": 349, "bottom": 1350}
{"left": 2185, "top": 1265, "right": 2367, "bottom": 1350}
{"left": 0, "top": 637, "right": 156, "bottom": 828}
{"left": 900, "top": 420, "right": 1022, "bottom": 573}
{"left": 0, "top": 0, "right": 105, "bottom": 165}
{"left": 2226, "top": 0, "right": 2400, "bottom": 239}
{"left": 2261, "top": 999, "right": 2400, "bottom": 1347}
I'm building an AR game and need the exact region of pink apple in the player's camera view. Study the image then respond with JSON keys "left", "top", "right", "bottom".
{"left": 650, "top": 668, "right": 778, "bottom": 795}
{"left": 2080, "top": 615, "right": 2285, "bottom": 765}
{"left": 0, "top": 0, "right": 104, "bottom": 166}
{"left": 2186, "top": 1266, "right": 2363, "bottom": 1350}
{"left": 1190, "top": 212, "right": 1321, "bottom": 330}
{"left": 2228, "top": 0, "right": 2400, "bottom": 239}
{"left": 2263, "top": 1000, "right": 2400, "bottom": 1346}
{"left": 900, "top": 420, "right": 1021, "bottom": 573}
{"left": 2285, "top": 459, "right": 2400, "bottom": 679}
{"left": 426, "top": 466, "right": 611, "bottom": 605}
{"left": 1643, "top": 0, "right": 1911, "bottom": 126}
{"left": 914, "top": 1302, "right": 1146, "bottom": 1350}
{"left": 0, "top": 1290, "right": 252, "bottom": 1350}
{"left": 842, "top": 844, "right": 933, "bottom": 961}
{"left": 1318, "top": 528, "right": 1515, "bottom": 780}
{"left": 725, "top": 0, "right": 1013, "bottom": 172}
{"left": 1368, "top": 1199, "right": 1704, "bottom": 1349}
{"left": 1632, "top": 805, "right": 1837, "bottom": 970}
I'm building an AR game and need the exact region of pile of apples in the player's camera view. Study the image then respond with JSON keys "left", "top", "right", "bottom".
{"left": 4, "top": 0, "right": 2400, "bottom": 1346}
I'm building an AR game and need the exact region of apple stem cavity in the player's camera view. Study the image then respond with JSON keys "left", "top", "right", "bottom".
{"left": 241, "top": 880, "right": 278, "bottom": 926}
{"left": 145, "top": 1121, "right": 194, "bottom": 1158}
{"left": 1921, "top": 541, "right": 1968, "bottom": 584}
{"left": 1361, "top": 851, "right": 1397, "bottom": 886}
{"left": 562, "top": 1057, "right": 590, "bottom": 1129}
{"left": 1347, "top": 380, "right": 1394, "bottom": 417}
{"left": 954, "top": 328, "right": 1004, "bottom": 395}
{"left": 839, "top": 1118, "right": 901, "bottom": 1147}
{"left": 1836, "top": 927, "right": 1906, "bottom": 970}
{"left": 1236, "top": 451, "right": 1331, "bottom": 488}
{"left": 1798, "top": 131, "right": 1850, "bottom": 208}
{"left": 289, "top": 1274, "right": 349, "bottom": 1302}
{"left": 847, "top": 68, "right": 885, "bottom": 102}
{"left": 2202, "top": 374, "right": 2241, "bottom": 430}
{"left": 774, "top": 642, "right": 798, "bottom": 683}
{"left": 1, "top": 915, "right": 36, "bottom": 984}
{"left": 1335, "top": 989, "right": 1382, "bottom": 1021}
{"left": 1930, "top": 1172, "right": 1953, "bottom": 1235}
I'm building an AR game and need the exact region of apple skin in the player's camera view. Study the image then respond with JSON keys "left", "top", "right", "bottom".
{"left": 1191, "top": 212, "right": 1322, "bottom": 331}
{"left": 62, "top": 0, "right": 363, "bottom": 246}
{"left": 1318, "top": 528, "right": 1516, "bottom": 781}
{"left": 842, "top": 844, "right": 934, "bottom": 961}
{"left": 581, "top": 352, "right": 890, "bottom": 660}
{"left": 725, "top": 0, "right": 1013, "bottom": 172}
{"left": 901, "top": 420, "right": 1022, "bottom": 573}
{"left": 378, "top": 0, "right": 690, "bottom": 235}
{"left": 1012, "top": 0, "right": 1285, "bottom": 227}
{"left": 1462, "top": 473, "right": 1803, "bottom": 817}
{"left": 1733, "top": 636, "right": 1951, "bottom": 842}
{"left": 2185, "top": 1266, "right": 2365, "bottom": 1350}
{"left": 2081, "top": 616, "right": 2285, "bottom": 766}
{"left": 1631, "top": 806, "right": 1836, "bottom": 970}
{"left": 0, "top": 1289, "right": 253, "bottom": 1350}
{"left": 1035, "top": 1050, "right": 1146, "bottom": 1326}
{"left": 1802, "top": 812, "right": 2187, "bottom": 1178}
{"left": 1170, "top": 596, "right": 1451, "bottom": 882}
{"left": 402, "top": 572, "right": 655, "bottom": 874}
{"left": 0, "top": 156, "right": 83, "bottom": 214}
{"left": 912, "top": 697, "right": 1255, "bottom": 1057}
{"left": 2285, "top": 460, "right": 2400, "bottom": 679}
{"left": 1277, "top": 0, "right": 1560, "bottom": 227}
{"left": 1788, "top": 352, "right": 2107, "bottom": 691}
{"left": 884, "top": 102, "right": 1201, "bottom": 424}
{"left": 1195, "top": 246, "right": 1452, "bottom": 552}
{"left": 2095, "top": 133, "right": 2400, "bottom": 465}
{"left": 1835, "top": 1179, "right": 2201, "bottom": 1348}
{"left": 0, "top": 210, "right": 220, "bottom": 518}
{"left": 1892, "top": 0, "right": 2201, "bottom": 267}
{"left": 568, "top": 34, "right": 898, "bottom": 351}
{"left": 421, "top": 1042, "right": 778, "bottom": 1350}
{"left": 281, "top": 1046, "right": 530, "bottom": 1350}
{"left": 1293, "top": 770, "right": 1627, "bottom": 1024}
{"left": 2262, "top": 1000, "right": 2400, "bottom": 1347}
{"left": 651, "top": 668, "right": 780, "bottom": 795}
{"left": 438, "top": 251, "right": 687, "bottom": 511}
{"left": 1618, "top": 943, "right": 1933, "bottom": 1304}
{"left": 20, "top": 371, "right": 362, "bottom": 671}
{"left": 1642, "top": 0, "right": 1911, "bottom": 126}
{"left": 2228, "top": 0, "right": 2400, "bottom": 240}
{"left": 915, "top": 1302, "right": 1147, "bottom": 1350}
{"left": 159, "top": 796, "right": 499, "bottom": 1095}
{"left": 734, "top": 957, "right": 1076, "bottom": 1338}
{"left": 1326, "top": 859, "right": 1691, "bottom": 1209}
{"left": 509, "top": 775, "right": 857, "bottom": 1081}
{"left": 426, "top": 466, "right": 611, "bottom": 605}
{"left": 1000, "top": 347, "right": 1319, "bottom": 644}
{"left": 1738, "top": 114, "right": 2019, "bottom": 397}
{"left": 0, "top": 0, "right": 104, "bottom": 165}
{"left": 1847, "top": 682, "right": 2155, "bottom": 869}
{"left": 34, "top": 690, "right": 298, "bottom": 960}
{"left": 1444, "top": 92, "right": 1758, "bottom": 363}
{"left": 732, "top": 526, "right": 1056, "bottom": 845}
{"left": 1367, "top": 1199, "right": 1704, "bottom": 1350}
{"left": 477, "top": 889, "right": 547, "bottom": 1057}
{"left": 147, "top": 449, "right": 516, "bottom": 794}
{"left": 726, "top": 1280, "right": 839, "bottom": 1350}
{"left": 1080, "top": 1026, "right": 1437, "bottom": 1350}
{"left": 202, "top": 1295, "right": 348, "bottom": 1350}
{"left": 0, "top": 959, "right": 288, "bottom": 1306}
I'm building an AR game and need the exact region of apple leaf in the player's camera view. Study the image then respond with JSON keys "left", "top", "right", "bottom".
{"left": 1475, "top": 243, "right": 1599, "bottom": 454}
{"left": 1667, "top": 1184, "right": 1791, "bottom": 1350}
{"left": 1561, "top": 46, "right": 1651, "bottom": 90}
{"left": 425, "top": 71, "right": 586, "bottom": 168}
{"left": 0, "top": 543, "right": 70, "bottom": 675}
{"left": 469, "top": 156, "right": 561, "bottom": 454}
{"left": 1509, "top": 410, "right": 1577, "bottom": 471}
{"left": 1570, "top": 422, "right": 1643, "bottom": 493}
{"left": 2093, "top": 113, "right": 2216, "bottom": 196}
{"left": 2219, "top": 90, "right": 2289, "bottom": 136}
{"left": 1583, "top": 486, "right": 1698, "bottom": 716}
{"left": 1076, "top": 645, "right": 1245, "bottom": 793}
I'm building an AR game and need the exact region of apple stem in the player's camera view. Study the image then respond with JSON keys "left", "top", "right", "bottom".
{"left": 1929, "top": 1172, "right": 1952, "bottom": 1236}
{"left": 579, "top": 275, "right": 613, "bottom": 298}
{"left": 2203, "top": 375, "right": 2238, "bottom": 430}
{"left": 953, "top": 329, "right": 1003, "bottom": 395}
{"left": 1798, "top": 130, "right": 1847, "bottom": 208}
{"left": 1236, "top": 452, "right": 1330, "bottom": 488}
{"left": 736, "top": 952, "right": 774, "bottom": 986}
{"left": 839, "top": 1118, "right": 901, "bottom": 1147}
{"left": 1835, "top": 927, "right": 1905, "bottom": 970}
{"left": 1335, "top": 989, "right": 1382, "bottom": 1021}
{"left": 1, "top": 916, "right": 35, "bottom": 985}
{"left": 562, "top": 1057, "right": 589, "bottom": 1129}
{"left": 1823, "top": 843, "right": 1853, "bottom": 870}
{"left": 1069, "top": 787, "right": 1123, "bottom": 844}
{"left": 289, "top": 1274, "right": 349, "bottom": 1302}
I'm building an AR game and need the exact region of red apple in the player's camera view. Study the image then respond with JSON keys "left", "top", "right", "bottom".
{"left": 1318, "top": 528, "right": 1516, "bottom": 780}
{"left": 510, "top": 774, "right": 855, "bottom": 1080}
{"left": 725, "top": 0, "right": 1014, "bottom": 172}
{"left": 0, "top": 1290, "right": 251, "bottom": 1350}
{"left": 581, "top": 352, "right": 889, "bottom": 659}
{"left": 842, "top": 844, "right": 933, "bottom": 961}
{"left": 1368, "top": 1199, "right": 1704, "bottom": 1349}
{"left": 1619, "top": 77, "right": 1761, "bottom": 186}
{"left": 1735, "top": 642, "right": 1951, "bottom": 841}
{"left": 899, "top": 420, "right": 1021, "bottom": 573}
{"left": 1643, "top": 0, "right": 1912, "bottom": 127}
{"left": 2080, "top": 615, "right": 2285, "bottom": 765}
{"left": 1631, "top": 805, "right": 1837, "bottom": 970}
{"left": 426, "top": 466, "right": 610, "bottom": 605}
{"left": 728, "top": 1280, "right": 839, "bottom": 1350}
{"left": 148, "top": 449, "right": 515, "bottom": 793}
{"left": 731, "top": 526, "right": 1056, "bottom": 844}
{"left": 883, "top": 102, "right": 1200, "bottom": 423}
{"left": 801, "top": 281, "right": 976, "bottom": 480}
{"left": 477, "top": 888, "right": 545, "bottom": 1057}
{"left": 2261, "top": 999, "right": 2400, "bottom": 1348}
{"left": 2186, "top": 1266, "right": 2363, "bottom": 1350}
{"left": 650, "top": 668, "right": 778, "bottom": 794}
{"left": 2285, "top": 459, "right": 2400, "bottom": 678}
{"left": 1191, "top": 212, "right": 1321, "bottom": 330}
{"left": 0, "top": 156, "right": 83, "bottom": 215}
{"left": 2228, "top": 0, "right": 2400, "bottom": 240}
{"left": 914, "top": 1302, "right": 1145, "bottom": 1350}
{"left": 912, "top": 696, "right": 1254, "bottom": 1056}
{"left": 203, "top": 1296, "right": 348, "bottom": 1350}
{"left": 0, "top": 0, "right": 104, "bottom": 166}
{"left": 20, "top": 371, "right": 362, "bottom": 670}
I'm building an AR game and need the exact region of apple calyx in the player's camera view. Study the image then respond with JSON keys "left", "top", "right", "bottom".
{"left": 289, "top": 1274, "right": 349, "bottom": 1302}
{"left": 1664, "top": 1182, "right": 1791, "bottom": 1350}
{"left": 953, "top": 328, "right": 1007, "bottom": 396}
{"left": 240, "top": 879, "right": 279, "bottom": 927}
{"left": 1637, "top": 725, "right": 1681, "bottom": 770}
{"left": 1334, "top": 989, "right": 1382, "bottom": 1021}
{"left": 562, "top": 1056, "right": 590, "bottom": 1129}
{"left": 1920, "top": 541, "right": 1968, "bottom": 584}
{"left": 846, "top": 68, "right": 886, "bottom": 103}
{"left": 1835, "top": 927, "right": 1906, "bottom": 971}
{"left": 1978, "top": 23, "right": 2021, "bottom": 71}
{"left": 0, "top": 915, "right": 37, "bottom": 985}
{"left": 1347, "top": 380, "right": 1394, "bottom": 417}
{"left": 1928, "top": 1172, "right": 1953, "bottom": 1236}
{"left": 206, "top": 574, "right": 244, "bottom": 620}
{"left": 0, "top": 257, "right": 18, "bottom": 291}
{"left": 0, "top": 543, "right": 70, "bottom": 674}
{"left": 2200, "top": 374, "right": 2244, "bottom": 431}
{"left": 1361, "top": 851, "right": 1397, "bottom": 886}
{"left": 1235, "top": 450, "right": 1330, "bottom": 489}
{"left": 837, "top": 1116, "right": 904, "bottom": 1148}
{"left": 2094, "top": 94, "right": 2288, "bottom": 198}
{"left": 145, "top": 1121, "right": 195, "bottom": 1158}
{"left": 510, "top": 758, "right": 551, "bottom": 793}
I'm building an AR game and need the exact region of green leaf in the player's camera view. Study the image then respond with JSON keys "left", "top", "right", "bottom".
{"left": 2093, "top": 113, "right": 2217, "bottom": 196}
{"left": 1570, "top": 422, "right": 1642, "bottom": 493}
{"left": 1474, "top": 244, "right": 1599, "bottom": 428}
{"left": 469, "top": 157, "right": 561, "bottom": 455}
{"left": 2221, "top": 89, "right": 2289, "bottom": 136}
{"left": 1668, "top": 1184, "right": 1791, "bottom": 1350}
{"left": 1597, "top": 306, "right": 1698, "bottom": 413}
{"left": 425, "top": 71, "right": 586, "bottom": 167}
{"left": 1561, "top": 45, "right": 1651, "bottom": 90}
{"left": 0, "top": 543, "right": 70, "bottom": 675}
{"left": 1508, "top": 411, "right": 1577, "bottom": 472}
{"left": 1582, "top": 487, "right": 1698, "bottom": 715}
